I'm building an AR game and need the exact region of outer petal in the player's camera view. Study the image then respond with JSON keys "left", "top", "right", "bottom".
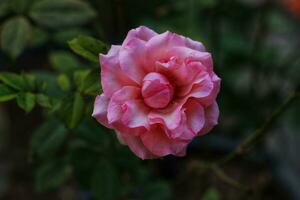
{"left": 92, "top": 94, "right": 111, "bottom": 128}
{"left": 184, "top": 51, "right": 214, "bottom": 75}
{"left": 100, "top": 45, "right": 136, "bottom": 97}
{"left": 117, "top": 131, "right": 157, "bottom": 159}
{"left": 141, "top": 125, "right": 189, "bottom": 157}
{"left": 119, "top": 26, "right": 158, "bottom": 83}
{"left": 199, "top": 101, "right": 219, "bottom": 135}
{"left": 185, "top": 37, "right": 206, "bottom": 51}
{"left": 188, "top": 74, "right": 214, "bottom": 100}
{"left": 123, "top": 26, "right": 157, "bottom": 45}
{"left": 185, "top": 99, "right": 205, "bottom": 133}
{"left": 196, "top": 73, "right": 221, "bottom": 106}
{"left": 119, "top": 38, "right": 147, "bottom": 84}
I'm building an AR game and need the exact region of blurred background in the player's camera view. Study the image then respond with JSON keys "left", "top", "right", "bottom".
{"left": 0, "top": 0, "right": 299, "bottom": 199}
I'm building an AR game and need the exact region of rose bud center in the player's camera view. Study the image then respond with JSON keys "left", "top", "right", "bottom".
{"left": 141, "top": 72, "right": 174, "bottom": 109}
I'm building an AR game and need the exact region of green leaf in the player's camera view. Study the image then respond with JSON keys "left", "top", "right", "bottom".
{"left": 29, "top": 27, "right": 49, "bottom": 47}
{"left": 76, "top": 119, "right": 111, "bottom": 146}
{"left": 31, "top": 120, "right": 67, "bottom": 158}
{"left": 68, "top": 35, "right": 108, "bottom": 62}
{"left": 57, "top": 74, "right": 71, "bottom": 91}
{"left": 16, "top": 92, "right": 36, "bottom": 112}
{"left": 202, "top": 188, "right": 220, "bottom": 200}
{"left": 60, "top": 92, "right": 85, "bottom": 129}
{"left": 0, "top": 0, "right": 10, "bottom": 17}
{"left": 35, "top": 158, "right": 71, "bottom": 192}
{"left": 0, "top": 72, "right": 24, "bottom": 90}
{"left": 33, "top": 71, "right": 63, "bottom": 97}
{"left": 0, "top": 84, "right": 17, "bottom": 102}
{"left": 22, "top": 73, "right": 37, "bottom": 91}
{"left": 53, "top": 28, "right": 90, "bottom": 44}
{"left": 81, "top": 70, "right": 100, "bottom": 95}
{"left": 73, "top": 69, "right": 90, "bottom": 88}
{"left": 29, "top": 0, "right": 95, "bottom": 29}
{"left": 0, "top": 16, "right": 31, "bottom": 59}
{"left": 91, "top": 160, "right": 120, "bottom": 200}
{"left": 74, "top": 69, "right": 100, "bottom": 95}
{"left": 36, "top": 94, "right": 52, "bottom": 108}
{"left": 9, "top": 0, "right": 30, "bottom": 14}
{"left": 50, "top": 51, "right": 80, "bottom": 73}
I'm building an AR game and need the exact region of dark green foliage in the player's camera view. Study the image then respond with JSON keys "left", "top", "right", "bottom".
{"left": 35, "top": 157, "right": 72, "bottom": 192}
{"left": 0, "top": 16, "right": 31, "bottom": 58}
{"left": 68, "top": 35, "right": 108, "bottom": 62}
{"left": 0, "top": 0, "right": 96, "bottom": 60}
{"left": 59, "top": 92, "right": 85, "bottom": 129}
{"left": 50, "top": 51, "right": 81, "bottom": 74}
{"left": 16, "top": 92, "right": 36, "bottom": 112}
{"left": 0, "top": 84, "right": 17, "bottom": 102}
{"left": 91, "top": 159, "right": 120, "bottom": 200}
{"left": 0, "top": 0, "right": 10, "bottom": 17}
{"left": 29, "top": 0, "right": 96, "bottom": 29}
{"left": 31, "top": 119, "right": 68, "bottom": 158}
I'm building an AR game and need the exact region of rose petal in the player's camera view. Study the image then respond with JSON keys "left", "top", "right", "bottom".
{"left": 100, "top": 45, "right": 137, "bottom": 97}
{"left": 199, "top": 101, "right": 219, "bottom": 135}
{"left": 185, "top": 99, "right": 205, "bottom": 133}
{"left": 121, "top": 99, "right": 150, "bottom": 129}
{"left": 188, "top": 74, "right": 214, "bottom": 99}
{"left": 185, "top": 37, "right": 206, "bottom": 51}
{"left": 107, "top": 86, "right": 141, "bottom": 124}
{"left": 148, "top": 100, "right": 184, "bottom": 130}
{"left": 164, "top": 111, "right": 194, "bottom": 140}
{"left": 141, "top": 125, "right": 188, "bottom": 157}
{"left": 196, "top": 73, "right": 221, "bottom": 106}
{"left": 145, "top": 31, "right": 186, "bottom": 68}
{"left": 123, "top": 26, "right": 158, "bottom": 45}
{"left": 92, "top": 94, "right": 111, "bottom": 128}
{"left": 119, "top": 38, "right": 147, "bottom": 83}
{"left": 117, "top": 131, "right": 157, "bottom": 159}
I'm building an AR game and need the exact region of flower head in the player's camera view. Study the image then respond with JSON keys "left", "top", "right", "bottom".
{"left": 92, "top": 26, "right": 221, "bottom": 159}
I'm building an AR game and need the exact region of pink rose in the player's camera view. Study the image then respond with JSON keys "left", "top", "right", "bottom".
{"left": 92, "top": 26, "right": 221, "bottom": 159}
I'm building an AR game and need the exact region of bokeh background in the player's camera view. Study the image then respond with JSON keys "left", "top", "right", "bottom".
{"left": 0, "top": 0, "right": 299, "bottom": 199}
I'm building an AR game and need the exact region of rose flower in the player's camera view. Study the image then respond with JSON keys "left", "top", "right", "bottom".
{"left": 92, "top": 26, "right": 221, "bottom": 159}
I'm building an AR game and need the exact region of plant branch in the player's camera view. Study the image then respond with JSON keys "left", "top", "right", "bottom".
{"left": 189, "top": 161, "right": 250, "bottom": 192}
{"left": 211, "top": 165, "right": 250, "bottom": 192}
{"left": 218, "top": 90, "right": 300, "bottom": 165}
